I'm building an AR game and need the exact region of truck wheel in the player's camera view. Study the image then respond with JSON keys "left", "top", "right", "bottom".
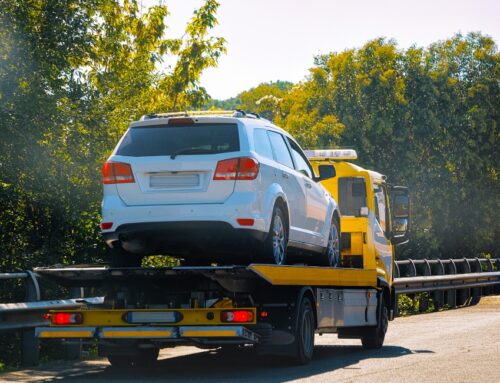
{"left": 261, "top": 206, "right": 288, "bottom": 265}
{"left": 361, "top": 295, "right": 388, "bottom": 349}
{"left": 107, "top": 348, "right": 159, "bottom": 367}
{"left": 293, "top": 297, "right": 315, "bottom": 364}
{"left": 107, "top": 245, "right": 143, "bottom": 268}
{"left": 323, "top": 218, "right": 340, "bottom": 267}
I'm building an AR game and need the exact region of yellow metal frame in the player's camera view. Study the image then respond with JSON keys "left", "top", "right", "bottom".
{"left": 250, "top": 264, "right": 377, "bottom": 287}
{"left": 48, "top": 307, "right": 257, "bottom": 327}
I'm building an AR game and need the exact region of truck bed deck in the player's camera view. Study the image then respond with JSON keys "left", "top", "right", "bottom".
{"left": 34, "top": 264, "right": 378, "bottom": 289}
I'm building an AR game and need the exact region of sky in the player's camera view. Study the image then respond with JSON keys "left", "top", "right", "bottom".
{"left": 151, "top": 0, "right": 500, "bottom": 100}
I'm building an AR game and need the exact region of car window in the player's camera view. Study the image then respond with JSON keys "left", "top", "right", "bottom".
{"left": 287, "top": 138, "right": 313, "bottom": 178}
{"left": 253, "top": 129, "right": 274, "bottom": 160}
{"left": 267, "top": 131, "right": 294, "bottom": 169}
{"left": 116, "top": 124, "right": 239, "bottom": 157}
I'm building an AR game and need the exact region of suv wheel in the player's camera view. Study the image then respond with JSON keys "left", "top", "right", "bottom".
{"left": 261, "top": 206, "right": 288, "bottom": 265}
{"left": 324, "top": 218, "right": 340, "bottom": 267}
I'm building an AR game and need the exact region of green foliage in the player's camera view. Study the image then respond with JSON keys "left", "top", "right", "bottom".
{"left": 397, "top": 294, "right": 436, "bottom": 316}
{"left": 206, "top": 80, "right": 292, "bottom": 120}
{"left": 397, "top": 294, "right": 419, "bottom": 316}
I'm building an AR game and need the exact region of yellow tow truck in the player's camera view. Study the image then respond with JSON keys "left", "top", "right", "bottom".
{"left": 306, "top": 149, "right": 410, "bottom": 313}
{"left": 35, "top": 149, "right": 410, "bottom": 367}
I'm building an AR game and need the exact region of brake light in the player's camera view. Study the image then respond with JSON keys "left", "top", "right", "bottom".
{"left": 220, "top": 310, "right": 254, "bottom": 323}
{"left": 102, "top": 162, "right": 135, "bottom": 184}
{"left": 51, "top": 312, "right": 83, "bottom": 325}
{"left": 168, "top": 117, "right": 195, "bottom": 125}
{"left": 100, "top": 222, "right": 113, "bottom": 230}
{"left": 214, "top": 157, "right": 259, "bottom": 180}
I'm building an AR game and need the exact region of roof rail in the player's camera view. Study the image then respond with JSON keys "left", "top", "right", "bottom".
{"left": 140, "top": 110, "right": 262, "bottom": 121}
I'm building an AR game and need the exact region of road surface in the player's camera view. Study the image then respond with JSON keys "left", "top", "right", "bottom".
{"left": 1, "top": 296, "right": 499, "bottom": 382}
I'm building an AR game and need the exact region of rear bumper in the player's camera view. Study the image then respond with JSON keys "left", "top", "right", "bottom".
{"left": 101, "top": 193, "right": 268, "bottom": 233}
{"left": 36, "top": 325, "right": 260, "bottom": 343}
{"left": 103, "top": 221, "right": 267, "bottom": 257}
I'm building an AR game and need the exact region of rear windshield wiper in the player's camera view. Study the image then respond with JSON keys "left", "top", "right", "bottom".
{"left": 170, "top": 148, "right": 216, "bottom": 159}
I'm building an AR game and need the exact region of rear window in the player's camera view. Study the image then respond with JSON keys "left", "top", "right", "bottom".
{"left": 338, "top": 177, "right": 367, "bottom": 216}
{"left": 115, "top": 124, "right": 240, "bottom": 157}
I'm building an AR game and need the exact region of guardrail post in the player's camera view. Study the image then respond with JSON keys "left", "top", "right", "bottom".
{"left": 432, "top": 260, "right": 445, "bottom": 311}
{"left": 419, "top": 260, "right": 431, "bottom": 312}
{"left": 65, "top": 287, "right": 84, "bottom": 360}
{"left": 21, "top": 271, "right": 41, "bottom": 367}
{"left": 446, "top": 261, "right": 457, "bottom": 309}
{"left": 456, "top": 258, "right": 471, "bottom": 306}
{"left": 470, "top": 258, "right": 482, "bottom": 305}
{"left": 407, "top": 259, "right": 417, "bottom": 310}
{"left": 495, "top": 260, "right": 500, "bottom": 295}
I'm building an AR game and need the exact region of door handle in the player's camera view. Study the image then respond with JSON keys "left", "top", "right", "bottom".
{"left": 305, "top": 182, "right": 312, "bottom": 189}
{"left": 281, "top": 172, "right": 289, "bottom": 179}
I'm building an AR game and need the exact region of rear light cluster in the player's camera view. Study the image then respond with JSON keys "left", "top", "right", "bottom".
{"left": 213, "top": 157, "right": 259, "bottom": 181}
{"left": 102, "top": 161, "right": 135, "bottom": 184}
{"left": 220, "top": 310, "right": 254, "bottom": 323}
{"left": 45, "top": 312, "right": 83, "bottom": 325}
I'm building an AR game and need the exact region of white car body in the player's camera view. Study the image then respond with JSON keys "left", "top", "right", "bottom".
{"left": 101, "top": 112, "right": 340, "bottom": 264}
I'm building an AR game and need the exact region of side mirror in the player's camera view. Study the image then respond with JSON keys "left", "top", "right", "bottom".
{"left": 316, "top": 164, "right": 336, "bottom": 181}
{"left": 390, "top": 186, "right": 410, "bottom": 245}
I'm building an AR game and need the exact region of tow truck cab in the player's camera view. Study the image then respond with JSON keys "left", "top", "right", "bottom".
{"left": 306, "top": 149, "right": 410, "bottom": 289}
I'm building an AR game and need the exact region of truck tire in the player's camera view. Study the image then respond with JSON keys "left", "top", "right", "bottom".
{"left": 107, "top": 245, "right": 143, "bottom": 268}
{"left": 261, "top": 206, "right": 288, "bottom": 265}
{"left": 107, "top": 347, "right": 159, "bottom": 367}
{"left": 361, "top": 295, "right": 388, "bottom": 349}
{"left": 293, "top": 297, "right": 315, "bottom": 364}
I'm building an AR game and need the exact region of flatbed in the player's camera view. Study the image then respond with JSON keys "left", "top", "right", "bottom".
{"left": 34, "top": 264, "right": 378, "bottom": 288}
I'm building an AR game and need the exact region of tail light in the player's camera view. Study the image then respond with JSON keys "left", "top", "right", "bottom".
{"left": 100, "top": 222, "right": 113, "bottom": 230}
{"left": 214, "top": 157, "right": 259, "bottom": 180}
{"left": 49, "top": 312, "right": 84, "bottom": 325}
{"left": 102, "top": 161, "right": 135, "bottom": 184}
{"left": 220, "top": 310, "right": 254, "bottom": 323}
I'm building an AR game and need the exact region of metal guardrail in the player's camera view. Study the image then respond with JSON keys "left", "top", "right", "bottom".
{"left": 394, "top": 258, "right": 500, "bottom": 313}
{"left": 394, "top": 258, "right": 500, "bottom": 278}
{"left": 0, "top": 271, "right": 102, "bottom": 366}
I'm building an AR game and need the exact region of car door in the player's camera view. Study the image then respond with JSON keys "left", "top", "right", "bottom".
{"left": 267, "top": 131, "right": 308, "bottom": 243}
{"left": 287, "top": 138, "right": 329, "bottom": 246}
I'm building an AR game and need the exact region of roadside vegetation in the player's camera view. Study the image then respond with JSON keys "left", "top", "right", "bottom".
{"left": 0, "top": 0, "right": 498, "bottom": 369}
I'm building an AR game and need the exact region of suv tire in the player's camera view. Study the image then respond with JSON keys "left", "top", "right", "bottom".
{"left": 261, "top": 206, "right": 288, "bottom": 265}
{"left": 324, "top": 218, "right": 341, "bottom": 267}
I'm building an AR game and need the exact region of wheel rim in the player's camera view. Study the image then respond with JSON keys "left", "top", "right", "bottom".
{"left": 272, "top": 214, "right": 286, "bottom": 264}
{"left": 301, "top": 308, "right": 314, "bottom": 356}
{"left": 326, "top": 222, "right": 340, "bottom": 266}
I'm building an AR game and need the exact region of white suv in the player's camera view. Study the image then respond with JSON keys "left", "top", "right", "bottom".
{"left": 101, "top": 111, "right": 341, "bottom": 267}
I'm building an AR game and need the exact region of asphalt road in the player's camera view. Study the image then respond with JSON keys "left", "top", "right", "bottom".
{"left": 2, "top": 296, "right": 499, "bottom": 383}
